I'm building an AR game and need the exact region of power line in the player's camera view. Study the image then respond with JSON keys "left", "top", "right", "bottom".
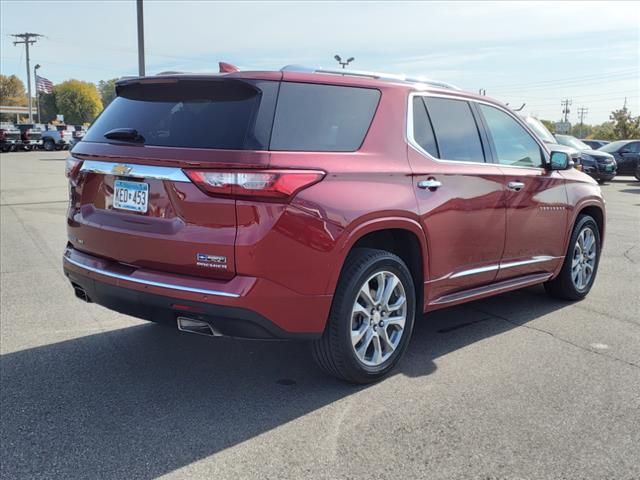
{"left": 11, "top": 32, "right": 44, "bottom": 123}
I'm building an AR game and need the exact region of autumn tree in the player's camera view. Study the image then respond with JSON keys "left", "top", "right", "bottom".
{"left": 0, "top": 74, "right": 28, "bottom": 122}
{"left": 0, "top": 74, "right": 27, "bottom": 105}
{"left": 54, "top": 80, "right": 103, "bottom": 124}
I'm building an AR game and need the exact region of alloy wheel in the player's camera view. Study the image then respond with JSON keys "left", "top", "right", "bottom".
{"left": 571, "top": 227, "right": 597, "bottom": 291}
{"left": 350, "top": 270, "right": 407, "bottom": 367}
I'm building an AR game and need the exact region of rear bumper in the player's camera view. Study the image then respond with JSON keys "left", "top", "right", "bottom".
{"left": 62, "top": 246, "right": 330, "bottom": 339}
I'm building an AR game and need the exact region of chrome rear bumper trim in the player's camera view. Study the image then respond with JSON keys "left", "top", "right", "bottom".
{"left": 80, "top": 160, "right": 191, "bottom": 183}
{"left": 64, "top": 255, "right": 239, "bottom": 298}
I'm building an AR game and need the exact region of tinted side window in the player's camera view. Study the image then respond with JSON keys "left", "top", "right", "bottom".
{"left": 412, "top": 97, "right": 438, "bottom": 157}
{"left": 424, "top": 97, "right": 485, "bottom": 162}
{"left": 478, "top": 104, "right": 543, "bottom": 168}
{"left": 627, "top": 142, "right": 640, "bottom": 153}
{"left": 270, "top": 83, "right": 380, "bottom": 152}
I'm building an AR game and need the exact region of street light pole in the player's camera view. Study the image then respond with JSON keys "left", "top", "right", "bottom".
{"left": 137, "top": 0, "right": 146, "bottom": 76}
{"left": 34, "top": 64, "right": 41, "bottom": 124}
{"left": 334, "top": 54, "right": 355, "bottom": 69}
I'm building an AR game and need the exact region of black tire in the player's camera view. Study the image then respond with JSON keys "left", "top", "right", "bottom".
{"left": 43, "top": 139, "right": 55, "bottom": 151}
{"left": 544, "top": 214, "right": 601, "bottom": 301}
{"left": 597, "top": 179, "right": 605, "bottom": 185}
{"left": 312, "top": 248, "right": 416, "bottom": 384}
{"left": 635, "top": 173, "right": 640, "bottom": 181}
{"left": 22, "top": 145, "right": 31, "bottom": 152}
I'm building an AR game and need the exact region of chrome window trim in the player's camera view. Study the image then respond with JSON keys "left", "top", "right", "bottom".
{"left": 407, "top": 91, "right": 550, "bottom": 170}
{"left": 64, "top": 256, "right": 240, "bottom": 298}
{"left": 449, "top": 255, "right": 560, "bottom": 279}
{"left": 80, "top": 160, "right": 191, "bottom": 183}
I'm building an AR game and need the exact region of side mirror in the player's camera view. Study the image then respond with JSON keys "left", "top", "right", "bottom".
{"left": 549, "top": 151, "right": 570, "bottom": 170}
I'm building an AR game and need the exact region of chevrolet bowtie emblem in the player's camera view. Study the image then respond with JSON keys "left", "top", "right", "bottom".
{"left": 111, "top": 164, "right": 132, "bottom": 176}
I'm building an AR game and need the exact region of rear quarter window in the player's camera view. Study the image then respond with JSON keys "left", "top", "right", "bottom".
{"left": 269, "top": 82, "right": 380, "bottom": 152}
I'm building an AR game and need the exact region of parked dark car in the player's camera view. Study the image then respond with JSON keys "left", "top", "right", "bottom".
{"left": 581, "top": 139, "right": 609, "bottom": 150}
{"left": 15, "top": 123, "right": 43, "bottom": 151}
{"left": 598, "top": 140, "right": 640, "bottom": 178}
{"left": 555, "top": 134, "right": 616, "bottom": 183}
{"left": 0, "top": 123, "right": 22, "bottom": 152}
{"left": 520, "top": 116, "right": 581, "bottom": 166}
{"left": 63, "top": 66, "right": 606, "bottom": 383}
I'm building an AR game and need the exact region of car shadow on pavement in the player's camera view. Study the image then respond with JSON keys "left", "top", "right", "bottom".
{"left": 1, "top": 285, "right": 569, "bottom": 479}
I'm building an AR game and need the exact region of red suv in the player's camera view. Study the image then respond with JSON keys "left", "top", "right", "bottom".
{"left": 63, "top": 65, "right": 605, "bottom": 383}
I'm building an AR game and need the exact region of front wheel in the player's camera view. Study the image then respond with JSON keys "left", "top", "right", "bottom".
{"left": 43, "top": 139, "right": 55, "bottom": 151}
{"left": 22, "top": 145, "right": 31, "bottom": 152}
{"left": 544, "top": 214, "right": 601, "bottom": 300}
{"left": 312, "top": 248, "right": 416, "bottom": 384}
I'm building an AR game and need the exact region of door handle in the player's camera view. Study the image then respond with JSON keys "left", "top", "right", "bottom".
{"left": 507, "top": 181, "right": 525, "bottom": 192}
{"left": 417, "top": 179, "right": 442, "bottom": 190}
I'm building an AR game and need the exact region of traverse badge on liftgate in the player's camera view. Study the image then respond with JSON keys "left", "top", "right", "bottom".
{"left": 196, "top": 253, "right": 227, "bottom": 269}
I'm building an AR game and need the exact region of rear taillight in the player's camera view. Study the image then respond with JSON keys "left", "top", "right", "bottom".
{"left": 24, "top": 130, "right": 30, "bottom": 140}
{"left": 0, "top": 129, "right": 5, "bottom": 140}
{"left": 65, "top": 157, "right": 83, "bottom": 179}
{"left": 184, "top": 170, "right": 325, "bottom": 200}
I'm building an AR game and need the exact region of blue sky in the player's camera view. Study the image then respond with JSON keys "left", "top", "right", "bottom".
{"left": 1, "top": 0, "right": 638, "bottom": 124}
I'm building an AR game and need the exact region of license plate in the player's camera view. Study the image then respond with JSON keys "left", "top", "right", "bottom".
{"left": 114, "top": 180, "right": 148, "bottom": 213}
{"left": 605, "top": 165, "right": 614, "bottom": 172}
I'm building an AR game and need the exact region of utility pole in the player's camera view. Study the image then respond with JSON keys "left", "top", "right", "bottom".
{"left": 12, "top": 33, "right": 43, "bottom": 122}
{"left": 577, "top": 106, "right": 588, "bottom": 138}
{"left": 561, "top": 98, "right": 572, "bottom": 123}
{"left": 137, "top": 0, "right": 146, "bottom": 76}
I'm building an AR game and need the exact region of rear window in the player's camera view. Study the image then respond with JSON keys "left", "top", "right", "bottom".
{"left": 270, "top": 83, "right": 380, "bottom": 151}
{"left": 84, "top": 79, "right": 279, "bottom": 150}
{"left": 84, "top": 79, "right": 379, "bottom": 152}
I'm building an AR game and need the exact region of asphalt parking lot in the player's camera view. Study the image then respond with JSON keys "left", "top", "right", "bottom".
{"left": 1, "top": 149, "right": 639, "bottom": 479}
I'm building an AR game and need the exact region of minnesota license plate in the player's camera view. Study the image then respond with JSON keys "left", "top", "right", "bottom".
{"left": 114, "top": 180, "right": 148, "bottom": 213}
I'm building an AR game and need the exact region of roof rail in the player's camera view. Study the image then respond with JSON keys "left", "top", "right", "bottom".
{"left": 280, "top": 65, "right": 460, "bottom": 90}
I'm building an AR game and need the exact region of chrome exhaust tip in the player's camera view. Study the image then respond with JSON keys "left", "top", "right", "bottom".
{"left": 177, "top": 317, "right": 222, "bottom": 337}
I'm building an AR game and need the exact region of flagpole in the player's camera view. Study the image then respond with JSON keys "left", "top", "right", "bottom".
{"left": 34, "top": 64, "right": 41, "bottom": 123}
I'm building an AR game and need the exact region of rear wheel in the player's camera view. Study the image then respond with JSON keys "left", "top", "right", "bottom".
{"left": 544, "top": 214, "right": 600, "bottom": 300}
{"left": 22, "top": 145, "right": 31, "bottom": 152}
{"left": 43, "top": 139, "right": 55, "bottom": 151}
{"left": 312, "top": 248, "right": 416, "bottom": 384}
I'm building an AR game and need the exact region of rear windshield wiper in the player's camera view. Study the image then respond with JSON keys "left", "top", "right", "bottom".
{"left": 104, "top": 128, "right": 145, "bottom": 143}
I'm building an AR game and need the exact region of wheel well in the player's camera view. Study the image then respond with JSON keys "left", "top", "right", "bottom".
{"left": 350, "top": 229, "right": 424, "bottom": 307}
{"left": 578, "top": 206, "right": 604, "bottom": 239}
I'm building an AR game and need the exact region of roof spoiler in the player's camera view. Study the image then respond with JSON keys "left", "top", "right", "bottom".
{"left": 219, "top": 62, "right": 240, "bottom": 73}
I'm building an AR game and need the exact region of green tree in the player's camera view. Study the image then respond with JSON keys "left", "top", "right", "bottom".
{"left": 610, "top": 106, "right": 640, "bottom": 140}
{"left": 98, "top": 78, "right": 118, "bottom": 108}
{"left": 38, "top": 93, "right": 58, "bottom": 123}
{"left": 540, "top": 119, "right": 556, "bottom": 134}
{"left": 54, "top": 79, "right": 103, "bottom": 124}
{"left": 591, "top": 122, "right": 615, "bottom": 141}
{"left": 571, "top": 123, "right": 592, "bottom": 139}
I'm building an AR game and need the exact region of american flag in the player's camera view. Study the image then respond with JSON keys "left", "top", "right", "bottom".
{"left": 36, "top": 75, "right": 54, "bottom": 94}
